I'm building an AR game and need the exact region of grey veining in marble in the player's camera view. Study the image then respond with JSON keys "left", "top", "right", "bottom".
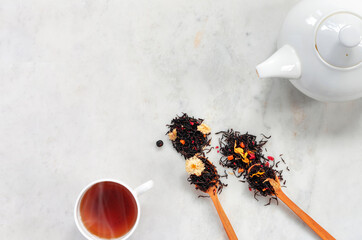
{"left": 1, "top": 0, "right": 362, "bottom": 239}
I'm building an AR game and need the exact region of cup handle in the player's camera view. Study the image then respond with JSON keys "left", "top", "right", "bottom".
{"left": 134, "top": 180, "right": 154, "bottom": 197}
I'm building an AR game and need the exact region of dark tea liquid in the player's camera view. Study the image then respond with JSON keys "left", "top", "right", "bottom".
{"left": 80, "top": 182, "right": 138, "bottom": 239}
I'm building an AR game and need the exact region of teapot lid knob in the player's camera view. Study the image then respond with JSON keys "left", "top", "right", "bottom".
{"left": 339, "top": 24, "right": 361, "bottom": 48}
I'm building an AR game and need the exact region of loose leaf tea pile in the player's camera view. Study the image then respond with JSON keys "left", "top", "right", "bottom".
{"left": 167, "top": 113, "right": 225, "bottom": 194}
{"left": 167, "top": 113, "right": 211, "bottom": 159}
{"left": 246, "top": 164, "right": 280, "bottom": 197}
{"left": 217, "top": 129, "right": 287, "bottom": 205}
{"left": 217, "top": 130, "right": 267, "bottom": 176}
{"left": 187, "top": 155, "right": 223, "bottom": 194}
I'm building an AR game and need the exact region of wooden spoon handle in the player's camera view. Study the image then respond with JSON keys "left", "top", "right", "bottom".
{"left": 208, "top": 193, "right": 238, "bottom": 240}
{"left": 276, "top": 190, "right": 335, "bottom": 240}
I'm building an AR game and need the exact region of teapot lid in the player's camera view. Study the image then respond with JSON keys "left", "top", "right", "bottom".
{"left": 315, "top": 12, "right": 362, "bottom": 68}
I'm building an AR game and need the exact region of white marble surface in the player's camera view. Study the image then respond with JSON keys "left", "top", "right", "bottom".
{"left": 1, "top": 0, "right": 362, "bottom": 239}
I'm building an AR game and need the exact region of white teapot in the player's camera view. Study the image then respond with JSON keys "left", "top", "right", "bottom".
{"left": 256, "top": 0, "right": 362, "bottom": 102}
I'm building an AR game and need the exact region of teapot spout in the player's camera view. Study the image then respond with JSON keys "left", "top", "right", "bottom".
{"left": 256, "top": 45, "right": 301, "bottom": 79}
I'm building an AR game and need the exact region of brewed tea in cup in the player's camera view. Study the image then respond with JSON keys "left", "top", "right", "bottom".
{"left": 74, "top": 179, "right": 153, "bottom": 240}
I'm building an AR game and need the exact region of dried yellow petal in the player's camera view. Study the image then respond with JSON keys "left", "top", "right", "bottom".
{"left": 250, "top": 171, "right": 265, "bottom": 178}
{"left": 168, "top": 129, "right": 177, "bottom": 141}
{"left": 234, "top": 141, "right": 249, "bottom": 163}
{"left": 197, "top": 123, "right": 211, "bottom": 135}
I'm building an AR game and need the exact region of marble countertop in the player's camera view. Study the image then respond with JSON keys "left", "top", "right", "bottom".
{"left": 1, "top": 0, "right": 362, "bottom": 239}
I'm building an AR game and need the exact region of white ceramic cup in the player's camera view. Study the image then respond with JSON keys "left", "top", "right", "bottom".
{"left": 74, "top": 179, "right": 154, "bottom": 240}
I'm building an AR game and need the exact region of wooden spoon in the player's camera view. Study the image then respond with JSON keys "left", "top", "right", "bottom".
{"left": 265, "top": 178, "right": 336, "bottom": 240}
{"left": 206, "top": 186, "right": 238, "bottom": 240}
